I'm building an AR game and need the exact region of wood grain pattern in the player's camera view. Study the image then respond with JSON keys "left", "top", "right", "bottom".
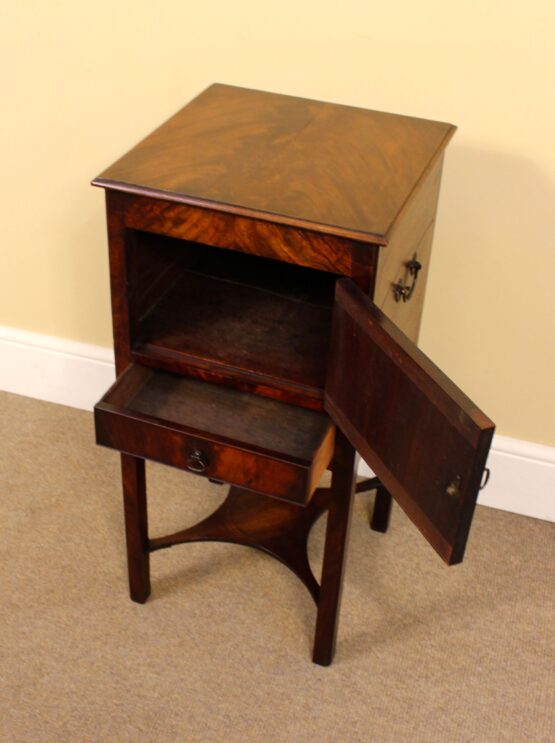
{"left": 105, "top": 192, "right": 132, "bottom": 375}
{"left": 95, "top": 365, "right": 335, "bottom": 505}
{"left": 130, "top": 352, "right": 326, "bottom": 411}
{"left": 149, "top": 485, "right": 332, "bottom": 605}
{"left": 121, "top": 228, "right": 339, "bottom": 408}
{"left": 120, "top": 191, "right": 355, "bottom": 276}
{"left": 120, "top": 454, "right": 150, "bottom": 603}
{"left": 325, "top": 279, "right": 494, "bottom": 564}
{"left": 93, "top": 84, "right": 455, "bottom": 245}
{"left": 91, "top": 85, "right": 474, "bottom": 665}
{"left": 312, "top": 429, "right": 357, "bottom": 665}
{"left": 135, "top": 267, "right": 332, "bottom": 395}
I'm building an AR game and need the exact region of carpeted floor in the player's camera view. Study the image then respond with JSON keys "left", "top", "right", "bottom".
{"left": 1, "top": 390, "right": 553, "bottom": 743}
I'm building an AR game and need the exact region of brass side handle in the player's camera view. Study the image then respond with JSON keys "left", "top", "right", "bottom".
{"left": 392, "top": 254, "right": 422, "bottom": 303}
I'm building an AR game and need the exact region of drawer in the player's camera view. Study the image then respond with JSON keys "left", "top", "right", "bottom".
{"left": 94, "top": 364, "right": 335, "bottom": 505}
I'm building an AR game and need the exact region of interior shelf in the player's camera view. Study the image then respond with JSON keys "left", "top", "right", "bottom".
{"left": 130, "top": 236, "right": 336, "bottom": 401}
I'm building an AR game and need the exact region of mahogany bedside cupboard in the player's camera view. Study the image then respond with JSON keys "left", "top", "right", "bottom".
{"left": 92, "top": 84, "right": 494, "bottom": 666}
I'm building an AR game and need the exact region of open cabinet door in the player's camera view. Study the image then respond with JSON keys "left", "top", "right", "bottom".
{"left": 325, "top": 279, "right": 495, "bottom": 565}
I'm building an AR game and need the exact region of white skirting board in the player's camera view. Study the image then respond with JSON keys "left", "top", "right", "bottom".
{"left": 358, "top": 441, "right": 555, "bottom": 523}
{"left": 0, "top": 325, "right": 116, "bottom": 412}
{"left": 1, "top": 325, "right": 554, "bottom": 523}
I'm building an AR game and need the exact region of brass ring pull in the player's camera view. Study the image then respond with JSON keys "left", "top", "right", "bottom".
{"left": 392, "top": 254, "right": 422, "bottom": 303}
{"left": 187, "top": 448, "right": 209, "bottom": 473}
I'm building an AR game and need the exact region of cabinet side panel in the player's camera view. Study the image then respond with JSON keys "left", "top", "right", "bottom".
{"left": 373, "top": 155, "right": 444, "bottom": 342}
{"left": 106, "top": 191, "right": 132, "bottom": 376}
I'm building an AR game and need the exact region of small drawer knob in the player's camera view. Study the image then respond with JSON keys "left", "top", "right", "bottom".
{"left": 187, "top": 448, "right": 209, "bottom": 473}
{"left": 445, "top": 475, "right": 461, "bottom": 498}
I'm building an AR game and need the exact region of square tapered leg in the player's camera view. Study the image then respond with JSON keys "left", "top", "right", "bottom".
{"left": 121, "top": 453, "right": 151, "bottom": 603}
{"left": 370, "top": 486, "right": 392, "bottom": 533}
{"left": 312, "top": 431, "right": 357, "bottom": 666}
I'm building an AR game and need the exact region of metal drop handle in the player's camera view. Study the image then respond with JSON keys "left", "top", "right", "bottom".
{"left": 392, "top": 254, "right": 422, "bottom": 303}
{"left": 445, "top": 468, "right": 490, "bottom": 499}
{"left": 187, "top": 449, "right": 209, "bottom": 473}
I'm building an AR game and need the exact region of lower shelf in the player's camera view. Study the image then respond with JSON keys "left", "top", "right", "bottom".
{"left": 150, "top": 484, "right": 334, "bottom": 603}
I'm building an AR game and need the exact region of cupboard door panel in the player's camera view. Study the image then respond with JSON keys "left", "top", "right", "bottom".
{"left": 325, "top": 279, "right": 494, "bottom": 564}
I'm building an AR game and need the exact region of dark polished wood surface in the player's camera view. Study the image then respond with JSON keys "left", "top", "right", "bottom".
{"left": 149, "top": 485, "right": 330, "bottom": 604}
{"left": 94, "top": 84, "right": 455, "bottom": 245}
{"left": 135, "top": 261, "right": 332, "bottom": 398}
{"left": 124, "top": 227, "right": 337, "bottom": 409}
{"left": 121, "top": 454, "right": 150, "bottom": 603}
{"left": 121, "top": 191, "right": 356, "bottom": 275}
{"left": 312, "top": 429, "right": 358, "bottom": 665}
{"left": 91, "top": 86, "right": 494, "bottom": 664}
{"left": 325, "top": 279, "right": 495, "bottom": 564}
{"left": 95, "top": 364, "right": 335, "bottom": 505}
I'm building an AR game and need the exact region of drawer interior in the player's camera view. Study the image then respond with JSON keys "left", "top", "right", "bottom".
{"left": 126, "top": 230, "right": 339, "bottom": 406}
{"left": 96, "top": 364, "right": 335, "bottom": 503}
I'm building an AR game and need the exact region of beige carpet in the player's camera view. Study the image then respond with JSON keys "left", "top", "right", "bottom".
{"left": 1, "top": 390, "right": 554, "bottom": 743}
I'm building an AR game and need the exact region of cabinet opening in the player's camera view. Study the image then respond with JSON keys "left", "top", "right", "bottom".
{"left": 126, "top": 230, "right": 338, "bottom": 407}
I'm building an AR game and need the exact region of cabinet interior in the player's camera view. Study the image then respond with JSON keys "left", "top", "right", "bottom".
{"left": 126, "top": 230, "right": 338, "bottom": 406}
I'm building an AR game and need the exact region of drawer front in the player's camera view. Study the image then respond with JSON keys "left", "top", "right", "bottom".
{"left": 95, "top": 407, "right": 315, "bottom": 503}
{"left": 94, "top": 366, "right": 335, "bottom": 506}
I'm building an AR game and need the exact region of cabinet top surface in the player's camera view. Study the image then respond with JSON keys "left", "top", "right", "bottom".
{"left": 93, "top": 84, "right": 455, "bottom": 244}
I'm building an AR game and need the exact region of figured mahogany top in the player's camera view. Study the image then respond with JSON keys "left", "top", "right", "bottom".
{"left": 93, "top": 84, "right": 455, "bottom": 245}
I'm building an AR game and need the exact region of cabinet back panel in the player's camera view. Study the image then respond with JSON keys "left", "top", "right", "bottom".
{"left": 135, "top": 268, "right": 331, "bottom": 396}
{"left": 125, "top": 232, "right": 335, "bottom": 407}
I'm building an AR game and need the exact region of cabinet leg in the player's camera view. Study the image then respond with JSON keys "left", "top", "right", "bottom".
{"left": 121, "top": 454, "right": 151, "bottom": 603}
{"left": 370, "top": 485, "right": 392, "bottom": 533}
{"left": 312, "top": 431, "right": 357, "bottom": 666}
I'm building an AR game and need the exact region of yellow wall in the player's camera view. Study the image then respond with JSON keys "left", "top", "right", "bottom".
{"left": 2, "top": 1, "right": 554, "bottom": 445}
